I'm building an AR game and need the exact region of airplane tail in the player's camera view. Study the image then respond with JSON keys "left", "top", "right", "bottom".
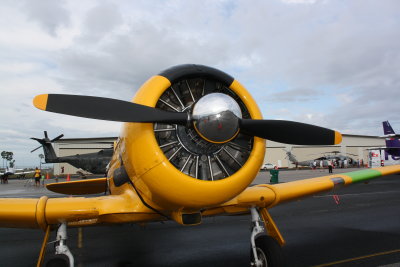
{"left": 383, "top": 121, "right": 395, "bottom": 135}
{"left": 284, "top": 148, "right": 298, "bottom": 164}
{"left": 382, "top": 121, "right": 400, "bottom": 149}
{"left": 30, "top": 131, "right": 63, "bottom": 163}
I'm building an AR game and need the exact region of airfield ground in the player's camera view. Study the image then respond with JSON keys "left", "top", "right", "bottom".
{"left": 0, "top": 168, "right": 400, "bottom": 266}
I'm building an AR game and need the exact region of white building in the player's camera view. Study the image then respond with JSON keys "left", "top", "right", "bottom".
{"left": 51, "top": 134, "right": 384, "bottom": 174}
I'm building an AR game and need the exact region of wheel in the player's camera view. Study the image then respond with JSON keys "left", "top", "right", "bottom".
{"left": 44, "top": 254, "right": 70, "bottom": 267}
{"left": 250, "top": 235, "right": 284, "bottom": 267}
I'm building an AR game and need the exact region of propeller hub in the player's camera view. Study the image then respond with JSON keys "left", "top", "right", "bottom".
{"left": 192, "top": 93, "right": 242, "bottom": 143}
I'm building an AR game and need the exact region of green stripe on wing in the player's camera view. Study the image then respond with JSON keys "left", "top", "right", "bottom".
{"left": 343, "top": 169, "right": 383, "bottom": 183}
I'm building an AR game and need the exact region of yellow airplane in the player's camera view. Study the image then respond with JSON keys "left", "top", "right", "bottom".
{"left": 1, "top": 64, "right": 399, "bottom": 267}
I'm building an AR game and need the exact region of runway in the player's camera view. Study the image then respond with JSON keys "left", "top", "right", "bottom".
{"left": 0, "top": 169, "right": 400, "bottom": 266}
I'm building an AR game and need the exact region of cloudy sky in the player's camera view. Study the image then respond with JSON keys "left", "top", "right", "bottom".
{"left": 1, "top": 0, "right": 399, "bottom": 167}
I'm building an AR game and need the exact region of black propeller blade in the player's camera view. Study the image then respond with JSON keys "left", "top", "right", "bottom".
{"left": 33, "top": 94, "right": 188, "bottom": 124}
{"left": 33, "top": 94, "right": 342, "bottom": 146}
{"left": 240, "top": 119, "right": 342, "bottom": 145}
{"left": 30, "top": 144, "right": 42, "bottom": 153}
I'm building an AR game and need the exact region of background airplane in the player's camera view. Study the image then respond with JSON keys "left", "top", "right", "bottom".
{"left": 285, "top": 149, "right": 356, "bottom": 167}
{"left": 31, "top": 131, "right": 113, "bottom": 175}
{"left": 0, "top": 64, "right": 399, "bottom": 267}
{"left": 0, "top": 167, "right": 35, "bottom": 184}
{"left": 367, "top": 121, "right": 400, "bottom": 161}
{"left": 0, "top": 167, "right": 34, "bottom": 176}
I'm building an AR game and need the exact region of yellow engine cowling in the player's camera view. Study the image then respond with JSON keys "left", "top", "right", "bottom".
{"left": 116, "top": 65, "right": 265, "bottom": 211}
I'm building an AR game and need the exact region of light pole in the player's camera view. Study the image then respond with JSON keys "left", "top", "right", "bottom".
{"left": 39, "top": 154, "right": 44, "bottom": 169}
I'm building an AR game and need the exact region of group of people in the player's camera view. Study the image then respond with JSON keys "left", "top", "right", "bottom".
{"left": 0, "top": 167, "right": 45, "bottom": 186}
{"left": 311, "top": 158, "right": 365, "bottom": 174}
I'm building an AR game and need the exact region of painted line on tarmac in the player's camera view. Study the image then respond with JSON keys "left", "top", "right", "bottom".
{"left": 313, "top": 248, "right": 400, "bottom": 267}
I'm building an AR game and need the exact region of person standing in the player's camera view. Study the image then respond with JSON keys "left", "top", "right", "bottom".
{"left": 41, "top": 174, "right": 45, "bottom": 187}
{"left": 34, "top": 167, "right": 41, "bottom": 187}
{"left": 328, "top": 161, "right": 333, "bottom": 173}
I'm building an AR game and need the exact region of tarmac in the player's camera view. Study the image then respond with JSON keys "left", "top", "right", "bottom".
{"left": 0, "top": 167, "right": 367, "bottom": 198}
{"left": 0, "top": 168, "right": 400, "bottom": 266}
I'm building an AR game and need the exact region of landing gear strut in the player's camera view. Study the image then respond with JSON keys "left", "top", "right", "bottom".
{"left": 250, "top": 207, "right": 284, "bottom": 267}
{"left": 45, "top": 223, "right": 74, "bottom": 267}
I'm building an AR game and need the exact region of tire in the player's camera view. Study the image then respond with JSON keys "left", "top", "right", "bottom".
{"left": 250, "top": 235, "right": 284, "bottom": 267}
{"left": 44, "top": 254, "right": 70, "bottom": 267}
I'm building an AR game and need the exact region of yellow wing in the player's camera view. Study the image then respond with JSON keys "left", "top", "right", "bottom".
{"left": 205, "top": 165, "right": 400, "bottom": 215}
{"left": 0, "top": 191, "right": 161, "bottom": 230}
{"left": 1, "top": 166, "right": 399, "bottom": 230}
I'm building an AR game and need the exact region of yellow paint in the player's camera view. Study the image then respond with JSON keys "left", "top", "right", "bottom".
{"left": 36, "top": 225, "right": 51, "bottom": 267}
{"left": 78, "top": 227, "right": 83, "bottom": 249}
{"left": 46, "top": 178, "right": 107, "bottom": 195}
{"left": 33, "top": 94, "right": 48, "bottom": 110}
{"left": 117, "top": 76, "right": 266, "bottom": 211}
{"left": 260, "top": 208, "right": 285, "bottom": 247}
{"left": 372, "top": 165, "right": 400, "bottom": 176}
{"left": 334, "top": 131, "right": 342, "bottom": 144}
{"left": 0, "top": 198, "right": 40, "bottom": 228}
{"left": 266, "top": 173, "right": 354, "bottom": 207}
{"left": 35, "top": 196, "right": 48, "bottom": 231}
{"left": 235, "top": 186, "right": 275, "bottom": 207}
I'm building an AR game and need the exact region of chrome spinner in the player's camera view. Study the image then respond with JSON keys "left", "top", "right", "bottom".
{"left": 192, "top": 93, "right": 242, "bottom": 143}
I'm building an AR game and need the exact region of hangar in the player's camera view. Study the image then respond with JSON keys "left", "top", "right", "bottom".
{"left": 265, "top": 134, "right": 384, "bottom": 168}
{"left": 52, "top": 134, "right": 384, "bottom": 175}
{"left": 52, "top": 137, "right": 115, "bottom": 175}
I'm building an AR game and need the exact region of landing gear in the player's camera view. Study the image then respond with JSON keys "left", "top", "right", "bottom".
{"left": 250, "top": 207, "right": 284, "bottom": 267}
{"left": 44, "top": 223, "right": 74, "bottom": 267}
{"left": 250, "top": 235, "right": 283, "bottom": 267}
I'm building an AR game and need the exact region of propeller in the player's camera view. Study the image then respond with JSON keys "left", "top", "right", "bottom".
{"left": 30, "top": 145, "right": 42, "bottom": 153}
{"left": 33, "top": 94, "right": 188, "bottom": 124}
{"left": 30, "top": 131, "right": 64, "bottom": 153}
{"left": 33, "top": 94, "right": 342, "bottom": 146}
{"left": 51, "top": 134, "right": 64, "bottom": 142}
{"left": 239, "top": 119, "right": 341, "bottom": 145}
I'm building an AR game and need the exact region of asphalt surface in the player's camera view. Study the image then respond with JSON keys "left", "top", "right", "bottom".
{"left": 0, "top": 169, "right": 400, "bottom": 266}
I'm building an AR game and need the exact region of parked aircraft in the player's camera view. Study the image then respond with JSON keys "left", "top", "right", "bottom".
{"left": 285, "top": 149, "right": 355, "bottom": 167}
{"left": 31, "top": 131, "right": 113, "bottom": 175}
{"left": 0, "top": 64, "right": 399, "bottom": 267}
{"left": 367, "top": 121, "right": 400, "bottom": 160}
{"left": 0, "top": 167, "right": 34, "bottom": 177}
{"left": 0, "top": 167, "right": 35, "bottom": 184}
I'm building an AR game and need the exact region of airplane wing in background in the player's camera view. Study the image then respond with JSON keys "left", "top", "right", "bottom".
{"left": 367, "top": 147, "right": 400, "bottom": 150}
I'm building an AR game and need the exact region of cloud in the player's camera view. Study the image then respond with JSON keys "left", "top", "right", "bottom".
{"left": 22, "top": 0, "right": 70, "bottom": 36}
{"left": 1, "top": 0, "right": 400, "bottom": 166}
{"left": 266, "top": 88, "right": 321, "bottom": 102}
{"left": 79, "top": 2, "right": 123, "bottom": 43}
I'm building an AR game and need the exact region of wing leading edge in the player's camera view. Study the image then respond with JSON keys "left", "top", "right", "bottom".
{"left": 0, "top": 192, "right": 159, "bottom": 229}
{"left": 208, "top": 165, "right": 400, "bottom": 213}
